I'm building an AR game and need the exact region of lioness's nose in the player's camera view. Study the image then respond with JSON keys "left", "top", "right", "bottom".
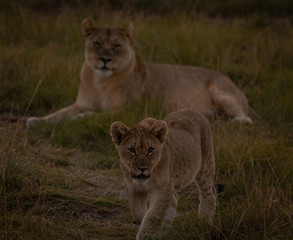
{"left": 99, "top": 57, "right": 112, "bottom": 64}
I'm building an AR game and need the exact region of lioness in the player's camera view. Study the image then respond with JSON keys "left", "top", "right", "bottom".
{"left": 27, "top": 19, "right": 254, "bottom": 127}
{"left": 110, "top": 108, "right": 217, "bottom": 239}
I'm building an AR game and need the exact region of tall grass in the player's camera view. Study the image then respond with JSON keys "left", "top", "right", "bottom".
{"left": 1, "top": 2, "right": 292, "bottom": 240}
{"left": 1, "top": 4, "right": 293, "bottom": 125}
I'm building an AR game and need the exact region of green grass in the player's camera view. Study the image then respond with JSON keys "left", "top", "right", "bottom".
{"left": 1, "top": 2, "right": 293, "bottom": 240}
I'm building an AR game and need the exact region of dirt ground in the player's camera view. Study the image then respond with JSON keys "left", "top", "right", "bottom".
{"left": 1, "top": 115, "right": 140, "bottom": 240}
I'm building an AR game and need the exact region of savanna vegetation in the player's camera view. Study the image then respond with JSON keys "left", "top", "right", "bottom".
{"left": 1, "top": 1, "right": 292, "bottom": 239}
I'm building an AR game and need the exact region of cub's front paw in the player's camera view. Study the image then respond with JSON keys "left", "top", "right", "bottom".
{"left": 136, "top": 229, "right": 159, "bottom": 240}
{"left": 136, "top": 232, "right": 152, "bottom": 240}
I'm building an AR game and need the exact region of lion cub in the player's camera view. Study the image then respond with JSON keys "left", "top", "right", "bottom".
{"left": 110, "top": 108, "right": 217, "bottom": 239}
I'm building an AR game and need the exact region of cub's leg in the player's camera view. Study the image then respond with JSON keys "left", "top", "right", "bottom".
{"left": 162, "top": 193, "right": 178, "bottom": 227}
{"left": 195, "top": 169, "right": 217, "bottom": 225}
{"left": 208, "top": 83, "right": 252, "bottom": 123}
{"left": 194, "top": 112, "right": 217, "bottom": 224}
{"left": 137, "top": 189, "right": 173, "bottom": 240}
{"left": 26, "top": 103, "right": 83, "bottom": 127}
{"left": 127, "top": 191, "right": 148, "bottom": 225}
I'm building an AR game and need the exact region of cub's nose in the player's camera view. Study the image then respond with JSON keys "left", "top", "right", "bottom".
{"left": 138, "top": 167, "right": 147, "bottom": 173}
{"left": 99, "top": 57, "right": 112, "bottom": 64}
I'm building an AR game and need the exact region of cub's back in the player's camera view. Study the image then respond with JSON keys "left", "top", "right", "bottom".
{"left": 164, "top": 108, "right": 212, "bottom": 191}
{"left": 164, "top": 108, "right": 209, "bottom": 135}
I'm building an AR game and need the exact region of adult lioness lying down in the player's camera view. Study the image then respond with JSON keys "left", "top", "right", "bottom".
{"left": 27, "top": 19, "right": 254, "bottom": 127}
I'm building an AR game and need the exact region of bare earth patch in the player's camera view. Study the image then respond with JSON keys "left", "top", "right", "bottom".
{"left": 0, "top": 117, "right": 137, "bottom": 240}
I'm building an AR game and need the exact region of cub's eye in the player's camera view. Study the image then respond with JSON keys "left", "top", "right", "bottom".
{"left": 113, "top": 44, "right": 121, "bottom": 50}
{"left": 94, "top": 41, "right": 101, "bottom": 47}
{"left": 147, "top": 147, "right": 154, "bottom": 155}
{"left": 128, "top": 147, "right": 136, "bottom": 155}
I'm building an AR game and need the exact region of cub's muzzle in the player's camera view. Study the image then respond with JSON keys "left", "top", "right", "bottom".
{"left": 131, "top": 173, "right": 150, "bottom": 180}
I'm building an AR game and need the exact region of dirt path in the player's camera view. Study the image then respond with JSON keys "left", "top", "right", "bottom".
{"left": 0, "top": 117, "right": 138, "bottom": 240}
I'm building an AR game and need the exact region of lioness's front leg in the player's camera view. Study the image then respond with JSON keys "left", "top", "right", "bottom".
{"left": 137, "top": 188, "right": 174, "bottom": 240}
{"left": 26, "top": 103, "right": 83, "bottom": 127}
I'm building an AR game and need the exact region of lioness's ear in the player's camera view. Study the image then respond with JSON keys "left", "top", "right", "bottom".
{"left": 122, "top": 21, "right": 134, "bottom": 40}
{"left": 149, "top": 120, "right": 168, "bottom": 143}
{"left": 110, "top": 121, "right": 129, "bottom": 146}
{"left": 82, "top": 18, "right": 94, "bottom": 37}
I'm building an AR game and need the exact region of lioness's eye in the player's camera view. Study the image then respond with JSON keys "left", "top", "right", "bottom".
{"left": 147, "top": 147, "right": 154, "bottom": 155}
{"left": 128, "top": 147, "right": 136, "bottom": 155}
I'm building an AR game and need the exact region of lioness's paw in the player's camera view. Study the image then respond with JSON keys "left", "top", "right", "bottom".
{"left": 26, "top": 117, "right": 41, "bottom": 128}
{"left": 70, "top": 111, "right": 93, "bottom": 120}
{"left": 232, "top": 116, "right": 253, "bottom": 124}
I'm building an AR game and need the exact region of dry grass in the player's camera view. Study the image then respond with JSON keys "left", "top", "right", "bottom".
{"left": 1, "top": 2, "right": 293, "bottom": 240}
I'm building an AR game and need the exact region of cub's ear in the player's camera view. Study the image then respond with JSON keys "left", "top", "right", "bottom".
{"left": 149, "top": 120, "right": 168, "bottom": 143}
{"left": 122, "top": 21, "right": 134, "bottom": 40}
{"left": 82, "top": 18, "right": 95, "bottom": 37}
{"left": 110, "top": 121, "right": 129, "bottom": 146}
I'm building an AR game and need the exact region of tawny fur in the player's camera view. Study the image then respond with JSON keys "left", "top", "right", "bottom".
{"left": 110, "top": 108, "right": 217, "bottom": 240}
{"left": 27, "top": 19, "right": 253, "bottom": 127}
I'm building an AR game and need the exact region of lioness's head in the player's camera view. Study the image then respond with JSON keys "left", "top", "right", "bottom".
{"left": 82, "top": 18, "right": 135, "bottom": 77}
{"left": 110, "top": 119, "right": 168, "bottom": 183}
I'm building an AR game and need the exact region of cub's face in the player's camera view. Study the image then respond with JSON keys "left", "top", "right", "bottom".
{"left": 82, "top": 19, "right": 134, "bottom": 77}
{"left": 110, "top": 120, "right": 168, "bottom": 184}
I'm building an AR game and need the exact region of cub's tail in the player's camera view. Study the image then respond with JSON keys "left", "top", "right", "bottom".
{"left": 214, "top": 183, "right": 225, "bottom": 195}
